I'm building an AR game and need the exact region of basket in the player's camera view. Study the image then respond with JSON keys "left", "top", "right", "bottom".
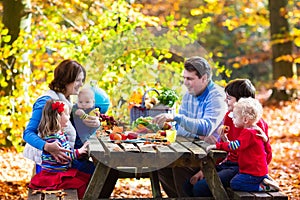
{"left": 130, "top": 88, "right": 175, "bottom": 123}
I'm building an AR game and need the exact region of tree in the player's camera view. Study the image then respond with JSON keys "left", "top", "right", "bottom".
{"left": 0, "top": 0, "right": 32, "bottom": 148}
{"left": 268, "top": 0, "right": 293, "bottom": 101}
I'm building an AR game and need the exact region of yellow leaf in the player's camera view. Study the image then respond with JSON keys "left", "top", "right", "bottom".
{"left": 232, "top": 63, "right": 240, "bottom": 69}
{"left": 294, "top": 37, "right": 300, "bottom": 47}
{"left": 190, "top": 8, "right": 202, "bottom": 16}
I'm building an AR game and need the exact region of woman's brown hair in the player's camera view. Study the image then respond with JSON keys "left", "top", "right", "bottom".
{"left": 49, "top": 59, "right": 86, "bottom": 94}
{"left": 38, "top": 100, "right": 64, "bottom": 138}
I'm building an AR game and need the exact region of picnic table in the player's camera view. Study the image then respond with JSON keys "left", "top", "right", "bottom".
{"left": 83, "top": 134, "right": 228, "bottom": 200}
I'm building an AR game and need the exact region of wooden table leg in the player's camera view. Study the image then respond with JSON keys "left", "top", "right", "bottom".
{"left": 83, "top": 161, "right": 111, "bottom": 200}
{"left": 202, "top": 156, "right": 230, "bottom": 200}
{"left": 149, "top": 170, "right": 162, "bottom": 198}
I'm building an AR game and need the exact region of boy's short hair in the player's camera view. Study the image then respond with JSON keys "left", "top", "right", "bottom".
{"left": 233, "top": 97, "right": 263, "bottom": 124}
{"left": 225, "top": 79, "right": 255, "bottom": 101}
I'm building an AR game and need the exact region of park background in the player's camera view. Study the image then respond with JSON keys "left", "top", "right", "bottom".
{"left": 0, "top": 0, "right": 299, "bottom": 199}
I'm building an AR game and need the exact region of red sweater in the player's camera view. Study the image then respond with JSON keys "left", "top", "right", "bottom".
{"left": 216, "top": 128, "right": 268, "bottom": 176}
{"left": 222, "top": 111, "right": 272, "bottom": 164}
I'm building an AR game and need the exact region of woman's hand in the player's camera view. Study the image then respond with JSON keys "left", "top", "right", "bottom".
{"left": 44, "top": 142, "right": 71, "bottom": 164}
{"left": 190, "top": 170, "right": 204, "bottom": 185}
{"left": 83, "top": 115, "right": 100, "bottom": 128}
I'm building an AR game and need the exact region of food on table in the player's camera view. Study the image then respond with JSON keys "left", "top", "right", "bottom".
{"left": 162, "top": 122, "right": 172, "bottom": 130}
{"left": 127, "top": 132, "right": 138, "bottom": 139}
{"left": 109, "top": 133, "right": 122, "bottom": 141}
{"left": 157, "top": 130, "right": 166, "bottom": 136}
{"left": 132, "top": 116, "right": 160, "bottom": 133}
{"left": 112, "top": 126, "right": 123, "bottom": 134}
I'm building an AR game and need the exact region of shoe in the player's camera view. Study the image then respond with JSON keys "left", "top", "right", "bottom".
{"left": 262, "top": 178, "right": 280, "bottom": 191}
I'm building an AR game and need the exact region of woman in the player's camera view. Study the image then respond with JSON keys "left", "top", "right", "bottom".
{"left": 23, "top": 59, "right": 99, "bottom": 174}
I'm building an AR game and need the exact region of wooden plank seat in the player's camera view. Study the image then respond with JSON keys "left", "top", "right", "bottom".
{"left": 27, "top": 188, "right": 78, "bottom": 200}
{"left": 227, "top": 188, "right": 288, "bottom": 200}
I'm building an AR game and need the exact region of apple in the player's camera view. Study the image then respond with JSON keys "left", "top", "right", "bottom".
{"left": 163, "top": 123, "right": 172, "bottom": 130}
{"left": 120, "top": 133, "right": 127, "bottom": 140}
{"left": 158, "top": 130, "right": 166, "bottom": 136}
{"left": 127, "top": 132, "right": 138, "bottom": 139}
{"left": 109, "top": 133, "right": 122, "bottom": 140}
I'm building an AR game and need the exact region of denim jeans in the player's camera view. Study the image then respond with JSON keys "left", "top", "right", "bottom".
{"left": 183, "top": 161, "right": 239, "bottom": 197}
{"left": 230, "top": 173, "right": 268, "bottom": 192}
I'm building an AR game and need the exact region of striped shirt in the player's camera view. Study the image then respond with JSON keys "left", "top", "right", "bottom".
{"left": 174, "top": 81, "right": 227, "bottom": 138}
{"left": 41, "top": 132, "right": 79, "bottom": 172}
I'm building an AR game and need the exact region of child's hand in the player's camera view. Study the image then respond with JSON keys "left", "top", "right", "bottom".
{"left": 75, "top": 109, "right": 85, "bottom": 117}
{"left": 217, "top": 125, "right": 230, "bottom": 142}
{"left": 254, "top": 126, "right": 268, "bottom": 142}
{"left": 206, "top": 144, "right": 217, "bottom": 152}
{"left": 190, "top": 170, "right": 204, "bottom": 185}
{"left": 78, "top": 142, "right": 90, "bottom": 155}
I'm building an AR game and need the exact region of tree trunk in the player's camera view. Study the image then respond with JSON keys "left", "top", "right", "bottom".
{"left": 268, "top": 0, "right": 293, "bottom": 101}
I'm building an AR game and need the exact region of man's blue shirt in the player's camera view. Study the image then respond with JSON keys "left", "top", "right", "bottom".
{"left": 173, "top": 81, "right": 227, "bottom": 138}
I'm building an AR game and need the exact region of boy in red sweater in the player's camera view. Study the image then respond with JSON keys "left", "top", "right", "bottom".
{"left": 183, "top": 79, "right": 275, "bottom": 197}
{"left": 208, "top": 97, "right": 279, "bottom": 192}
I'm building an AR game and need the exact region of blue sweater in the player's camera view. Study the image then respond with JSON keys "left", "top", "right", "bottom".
{"left": 174, "top": 81, "right": 227, "bottom": 138}
{"left": 23, "top": 96, "right": 52, "bottom": 151}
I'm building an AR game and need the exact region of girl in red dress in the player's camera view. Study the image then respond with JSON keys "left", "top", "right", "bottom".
{"left": 29, "top": 100, "right": 90, "bottom": 199}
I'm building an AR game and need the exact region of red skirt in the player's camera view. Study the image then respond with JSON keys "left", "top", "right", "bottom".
{"left": 29, "top": 168, "right": 90, "bottom": 199}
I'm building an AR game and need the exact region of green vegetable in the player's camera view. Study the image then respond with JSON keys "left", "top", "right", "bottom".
{"left": 132, "top": 116, "right": 160, "bottom": 132}
{"left": 158, "top": 87, "right": 179, "bottom": 107}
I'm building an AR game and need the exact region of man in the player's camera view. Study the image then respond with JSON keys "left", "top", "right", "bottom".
{"left": 153, "top": 56, "right": 227, "bottom": 197}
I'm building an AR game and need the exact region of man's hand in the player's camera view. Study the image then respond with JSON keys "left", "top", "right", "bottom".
{"left": 44, "top": 142, "right": 71, "bottom": 164}
{"left": 190, "top": 170, "right": 204, "bottom": 185}
{"left": 83, "top": 115, "right": 100, "bottom": 128}
{"left": 152, "top": 113, "right": 174, "bottom": 128}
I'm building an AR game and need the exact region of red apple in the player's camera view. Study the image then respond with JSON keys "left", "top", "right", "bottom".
{"left": 120, "top": 133, "right": 127, "bottom": 140}
{"left": 159, "top": 130, "right": 166, "bottom": 136}
{"left": 109, "top": 133, "right": 122, "bottom": 140}
{"left": 127, "top": 132, "right": 138, "bottom": 139}
{"left": 163, "top": 123, "right": 172, "bottom": 130}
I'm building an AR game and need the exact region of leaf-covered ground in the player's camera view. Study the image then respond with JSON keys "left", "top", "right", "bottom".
{"left": 0, "top": 100, "right": 299, "bottom": 200}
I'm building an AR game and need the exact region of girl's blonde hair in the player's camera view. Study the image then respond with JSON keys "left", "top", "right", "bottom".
{"left": 38, "top": 100, "right": 65, "bottom": 138}
{"left": 233, "top": 97, "right": 263, "bottom": 124}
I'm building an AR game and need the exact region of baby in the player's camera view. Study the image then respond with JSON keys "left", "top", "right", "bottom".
{"left": 75, "top": 88, "right": 100, "bottom": 119}
{"left": 72, "top": 87, "right": 100, "bottom": 143}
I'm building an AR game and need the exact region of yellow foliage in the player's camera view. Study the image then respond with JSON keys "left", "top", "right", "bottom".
{"left": 294, "top": 37, "right": 300, "bottom": 47}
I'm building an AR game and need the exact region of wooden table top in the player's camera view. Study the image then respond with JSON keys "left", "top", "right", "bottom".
{"left": 88, "top": 134, "right": 227, "bottom": 168}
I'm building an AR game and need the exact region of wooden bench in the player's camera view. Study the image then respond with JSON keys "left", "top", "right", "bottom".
{"left": 27, "top": 188, "right": 78, "bottom": 200}
{"left": 227, "top": 188, "right": 288, "bottom": 200}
